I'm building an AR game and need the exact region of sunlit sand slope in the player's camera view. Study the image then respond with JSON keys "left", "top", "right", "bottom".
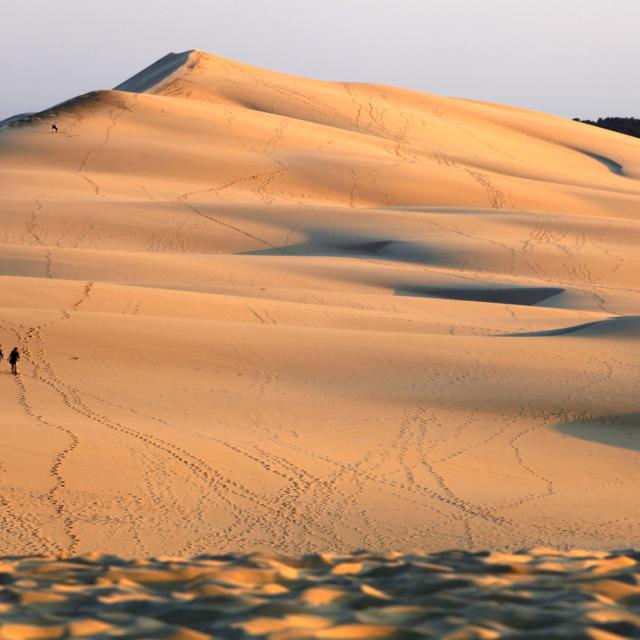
{"left": 0, "top": 50, "right": 639, "bottom": 556}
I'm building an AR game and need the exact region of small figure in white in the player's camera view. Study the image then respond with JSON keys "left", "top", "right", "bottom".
{"left": 51, "top": 121, "right": 59, "bottom": 133}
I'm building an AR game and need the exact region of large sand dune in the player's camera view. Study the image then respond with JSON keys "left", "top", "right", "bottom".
{"left": 0, "top": 51, "right": 639, "bottom": 557}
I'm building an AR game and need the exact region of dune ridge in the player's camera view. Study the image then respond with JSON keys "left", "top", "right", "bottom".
{"left": 0, "top": 50, "right": 638, "bottom": 557}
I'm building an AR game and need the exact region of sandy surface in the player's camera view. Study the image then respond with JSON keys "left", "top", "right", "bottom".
{"left": 1, "top": 549, "right": 640, "bottom": 638}
{"left": 0, "top": 50, "right": 639, "bottom": 557}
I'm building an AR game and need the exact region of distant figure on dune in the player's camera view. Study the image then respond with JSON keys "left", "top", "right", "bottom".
{"left": 0, "top": 345, "right": 3, "bottom": 364}
{"left": 51, "top": 121, "right": 59, "bottom": 133}
{"left": 9, "top": 347, "right": 19, "bottom": 375}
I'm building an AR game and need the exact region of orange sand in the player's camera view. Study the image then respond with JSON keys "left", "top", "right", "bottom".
{"left": 0, "top": 51, "right": 638, "bottom": 556}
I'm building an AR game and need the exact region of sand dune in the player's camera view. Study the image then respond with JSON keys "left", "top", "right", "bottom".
{"left": 0, "top": 50, "right": 639, "bottom": 557}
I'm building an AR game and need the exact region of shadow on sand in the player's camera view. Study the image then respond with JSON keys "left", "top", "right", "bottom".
{"left": 396, "top": 286, "right": 563, "bottom": 306}
{"left": 555, "top": 413, "right": 640, "bottom": 451}
{"left": 575, "top": 148, "right": 625, "bottom": 176}
{"left": 501, "top": 316, "right": 640, "bottom": 338}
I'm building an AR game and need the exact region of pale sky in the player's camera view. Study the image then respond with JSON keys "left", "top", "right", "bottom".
{"left": 1, "top": 0, "right": 638, "bottom": 122}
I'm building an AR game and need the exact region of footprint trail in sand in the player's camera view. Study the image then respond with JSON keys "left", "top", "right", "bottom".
{"left": 0, "top": 50, "right": 639, "bottom": 555}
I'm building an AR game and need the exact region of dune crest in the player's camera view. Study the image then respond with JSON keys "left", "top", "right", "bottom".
{"left": 0, "top": 51, "right": 638, "bottom": 556}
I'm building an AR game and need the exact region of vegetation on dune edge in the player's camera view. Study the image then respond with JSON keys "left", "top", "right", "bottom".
{"left": 574, "top": 116, "right": 640, "bottom": 139}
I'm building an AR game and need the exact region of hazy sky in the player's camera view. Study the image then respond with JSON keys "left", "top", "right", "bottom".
{"left": 1, "top": 0, "right": 638, "bottom": 122}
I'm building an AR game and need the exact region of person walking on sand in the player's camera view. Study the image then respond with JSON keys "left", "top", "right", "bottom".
{"left": 9, "top": 347, "right": 19, "bottom": 375}
{"left": 51, "top": 121, "right": 59, "bottom": 133}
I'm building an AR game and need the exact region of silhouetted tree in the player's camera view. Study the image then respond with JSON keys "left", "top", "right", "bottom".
{"left": 573, "top": 117, "right": 640, "bottom": 139}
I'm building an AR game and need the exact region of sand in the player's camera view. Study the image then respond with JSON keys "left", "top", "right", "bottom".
{"left": 1, "top": 549, "right": 640, "bottom": 638}
{"left": 0, "top": 50, "right": 639, "bottom": 558}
